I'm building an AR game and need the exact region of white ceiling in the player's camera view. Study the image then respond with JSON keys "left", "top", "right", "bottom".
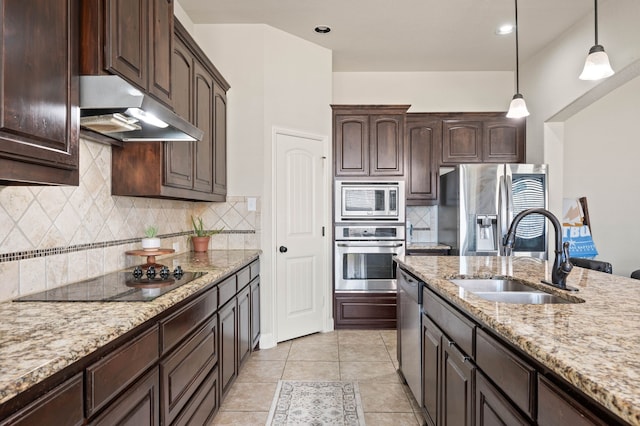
{"left": 178, "top": 0, "right": 597, "bottom": 72}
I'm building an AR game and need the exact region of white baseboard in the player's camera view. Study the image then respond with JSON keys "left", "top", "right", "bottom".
{"left": 258, "top": 332, "right": 277, "bottom": 350}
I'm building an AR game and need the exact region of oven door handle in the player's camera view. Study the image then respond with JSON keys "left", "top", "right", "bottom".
{"left": 336, "top": 242, "right": 404, "bottom": 248}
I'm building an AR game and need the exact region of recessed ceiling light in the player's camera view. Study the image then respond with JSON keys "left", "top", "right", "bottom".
{"left": 496, "top": 24, "right": 514, "bottom": 35}
{"left": 314, "top": 25, "right": 331, "bottom": 34}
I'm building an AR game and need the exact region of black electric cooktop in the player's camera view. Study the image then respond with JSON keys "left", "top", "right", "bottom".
{"left": 14, "top": 267, "right": 207, "bottom": 302}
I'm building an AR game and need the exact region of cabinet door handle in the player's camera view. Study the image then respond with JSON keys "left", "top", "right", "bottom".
{"left": 279, "top": 246, "right": 288, "bottom": 253}
{"left": 463, "top": 356, "right": 471, "bottom": 363}
{"left": 448, "top": 340, "right": 455, "bottom": 347}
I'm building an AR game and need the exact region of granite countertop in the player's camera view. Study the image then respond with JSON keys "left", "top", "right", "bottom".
{"left": 406, "top": 242, "right": 451, "bottom": 250}
{"left": 0, "top": 249, "right": 260, "bottom": 406}
{"left": 396, "top": 255, "right": 640, "bottom": 426}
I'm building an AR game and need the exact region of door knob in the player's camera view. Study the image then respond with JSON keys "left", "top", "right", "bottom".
{"left": 279, "top": 246, "right": 288, "bottom": 253}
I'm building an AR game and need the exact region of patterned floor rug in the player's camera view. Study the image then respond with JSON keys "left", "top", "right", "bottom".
{"left": 266, "top": 380, "right": 366, "bottom": 426}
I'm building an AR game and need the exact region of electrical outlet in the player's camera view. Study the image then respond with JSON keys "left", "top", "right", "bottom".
{"left": 247, "top": 197, "right": 257, "bottom": 212}
{"left": 172, "top": 242, "right": 180, "bottom": 252}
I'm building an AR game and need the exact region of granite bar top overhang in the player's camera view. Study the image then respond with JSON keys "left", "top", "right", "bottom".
{"left": 0, "top": 249, "right": 260, "bottom": 407}
{"left": 396, "top": 255, "right": 640, "bottom": 426}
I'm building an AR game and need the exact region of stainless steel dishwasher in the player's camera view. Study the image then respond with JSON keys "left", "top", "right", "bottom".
{"left": 397, "top": 266, "right": 422, "bottom": 404}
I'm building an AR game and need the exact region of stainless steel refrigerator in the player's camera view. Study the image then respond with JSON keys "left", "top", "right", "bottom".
{"left": 438, "top": 164, "right": 548, "bottom": 258}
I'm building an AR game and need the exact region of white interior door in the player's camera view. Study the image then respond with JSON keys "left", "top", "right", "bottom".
{"left": 274, "top": 129, "right": 327, "bottom": 342}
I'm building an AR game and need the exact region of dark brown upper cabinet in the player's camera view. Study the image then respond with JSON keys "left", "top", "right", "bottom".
{"left": 81, "top": 0, "right": 173, "bottom": 108}
{"left": 110, "top": 19, "right": 229, "bottom": 202}
{"left": 442, "top": 119, "right": 483, "bottom": 164}
{"left": 440, "top": 113, "right": 525, "bottom": 165}
{"left": 332, "top": 105, "right": 409, "bottom": 177}
{"left": 0, "top": 0, "right": 80, "bottom": 186}
{"left": 405, "top": 115, "right": 440, "bottom": 205}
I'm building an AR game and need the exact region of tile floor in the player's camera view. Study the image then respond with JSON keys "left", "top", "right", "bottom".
{"left": 210, "top": 329, "right": 425, "bottom": 425}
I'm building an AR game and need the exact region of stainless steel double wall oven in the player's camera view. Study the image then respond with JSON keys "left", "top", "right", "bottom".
{"left": 334, "top": 181, "right": 405, "bottom": 293}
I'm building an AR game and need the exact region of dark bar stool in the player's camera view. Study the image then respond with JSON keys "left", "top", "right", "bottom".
{"left": 569, "top": 257, "right": 613, "bottom": 274}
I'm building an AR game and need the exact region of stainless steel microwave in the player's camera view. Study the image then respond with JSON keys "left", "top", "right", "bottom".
{"left": 335, "top": 181, "right": 405, "bottom": 222}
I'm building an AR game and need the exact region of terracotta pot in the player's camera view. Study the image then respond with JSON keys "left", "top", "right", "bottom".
{"left": 191, "top": 236, "right": 210, "bottom": 252}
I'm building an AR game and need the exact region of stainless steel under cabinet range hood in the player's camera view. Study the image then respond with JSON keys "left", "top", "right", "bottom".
{"left": 79, "top": 75, "right": 204, "bottom": 142}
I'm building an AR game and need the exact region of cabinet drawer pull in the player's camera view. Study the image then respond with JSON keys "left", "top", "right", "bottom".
{"left": 463, "top": 356, "right": 471, "bottom": 363}
{"left": 448, "top": 340, "right": 455, "bottom": 347}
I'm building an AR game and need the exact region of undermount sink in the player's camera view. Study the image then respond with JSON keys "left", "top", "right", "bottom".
{"left": 449, "top": 278, "right": 535, "bottom": 293}
{"left": 471, "top": 291, "right": 575, "bottom": 304}
{"left": 449, "top": 277, "right": 583, "bottom": 304}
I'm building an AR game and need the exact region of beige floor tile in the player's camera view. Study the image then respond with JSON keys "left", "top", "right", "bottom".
{"left": 219, "top": 382, "right": 277, "bottom": 412}
{"left": 288, "top": 342, "right": 339, "bottom": 361}
{"left": 338, "top": 329, "right": 385, "bottom": 345}
{"left": 359, "top": 382, "right": 414, "bottom": 413}
{"left": 390, "top": 353, "right": 399, "bottom": 370}
{"left": 340, "top": 361, "right": 401, "bottom": 383}
{"left": 282, "top": 360, "right": 340, "bottom": 380}
{"left": 290, "top": 330, "right": 338, "bottom": 345}
{"left": 249, "top": 341, "right": 291, "bottom": 361}
{"left": 339, "top": 343, "right": 392, "bottom": 362}
{"left": 364, "top": 412, "right": 421, "bottom": 425}
{"left": 385, "top": 341, "right": 399, "bottom": 361}
{"left": 403, "top": 383, "right": 422, "bottom": 411}
{"left": 380, "top": 329, "right": 398, "bottom": 346}
{"left": 236, "top": 360, "right": 285, "bottom": 383}
{"left": 210, "top": 410, "right": 269, "bottom": 425}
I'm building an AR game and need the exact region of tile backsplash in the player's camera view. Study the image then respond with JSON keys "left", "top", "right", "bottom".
{"left": 0, "top": 138, "right": 259, "bottom": 302}
{"left": 407, "top": 206, "right": 438, "bottom": 243}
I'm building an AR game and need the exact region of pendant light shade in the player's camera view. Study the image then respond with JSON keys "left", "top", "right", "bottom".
{"left": 507, "top": 0, "right": 529, "bottom": 118}
{"left": 579, "top": 0, "right": 614, "bottom": 80}
{"left": 506, "top": 94, "right": 530, "bottom": 118}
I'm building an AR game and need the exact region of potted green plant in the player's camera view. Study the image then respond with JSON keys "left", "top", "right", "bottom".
{"left": 190, "top": 216, "right": 223, "bottom": 252}
{"left": 141, "top": 225, "right": 161, "bottom": 251}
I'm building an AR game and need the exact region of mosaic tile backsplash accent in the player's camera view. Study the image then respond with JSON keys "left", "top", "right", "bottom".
{"left": 406, "top": 205, "right": 438, "bottom": 243}
{"left": 0, "top": 138, "right": 260, "bottom": 302}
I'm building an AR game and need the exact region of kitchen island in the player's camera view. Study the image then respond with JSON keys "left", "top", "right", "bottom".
{"left": 396, "top": 255, "right": 640, "bottom": 426}
{"left": 0, "top": 249, "right": 260, "bottom": 423}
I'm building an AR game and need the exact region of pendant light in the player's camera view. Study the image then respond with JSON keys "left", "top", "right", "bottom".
{"left": 579, "top": 0, "right": 614, "bottom": 80}
{"left": 506, "top": 0, "right": 529, "bottom": 118}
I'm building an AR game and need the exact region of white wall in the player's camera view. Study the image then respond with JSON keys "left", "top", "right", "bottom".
{"left": 194, "top": 24, "right": 332, "bottom": 347}
{"left": 523, "top": 0, "right": 640, "bottom": 164}
{"left": 563, "top": 76, "right": 640, "bottom": 277}
{"left": 333, "top": 71, "right": 514, "bottom": 112}
{"left": 521, "top": 0, "right": 640, "bottom": 275}
{"left": 173, "top": 2, "right": 195, "bottom": 34}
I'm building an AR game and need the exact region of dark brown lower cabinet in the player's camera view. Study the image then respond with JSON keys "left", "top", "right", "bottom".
{"left": 420, "top": 308, "right": 475, "bottom": 426}
{"left": 476, "top": 371, "right": 530, "bottom": 426}
{"left": 172, "top": 367, "right": 219, "bottom": 426}
{"left": 422, "top": 315, "right": 441, "bottom": 426}
{"left": 86, "top": 326, "right": 159, "bottom": 417}
{"left": 334, "top": 293, "right": 397, "bottom": 329}
{"left": 475, "top": 328, "right": 535, "bottom": 419}
{"left": 237, "top": 285, "right": 251, "bottom": 368}
{"left": 406, "top": 248, "right": 450, "bottom": 256}
{"left": 0, "top": 374, "right": 83, "bottom": 426}
{"left": 89, "top": 367, "right": 160, "bottom": 426}
{"left": 161, "top": 315, "right": 218, "bottom": 425}
{"left": 414, "top": 276, "right": 628, "bottom": 426}
{"left": 537, "top": 375, "right": 609, "bottom": 426}
{"left": 0, "top": 259, "right": 261, "bottom": 426}
{"left": 250, "top": 277, "right": 261, "bottom": 350}
{"left": 442, "top": 340, "right": 475, "bottom": 426}
{"left": 219, "top": 299, "right": 238, "bottom": 399}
